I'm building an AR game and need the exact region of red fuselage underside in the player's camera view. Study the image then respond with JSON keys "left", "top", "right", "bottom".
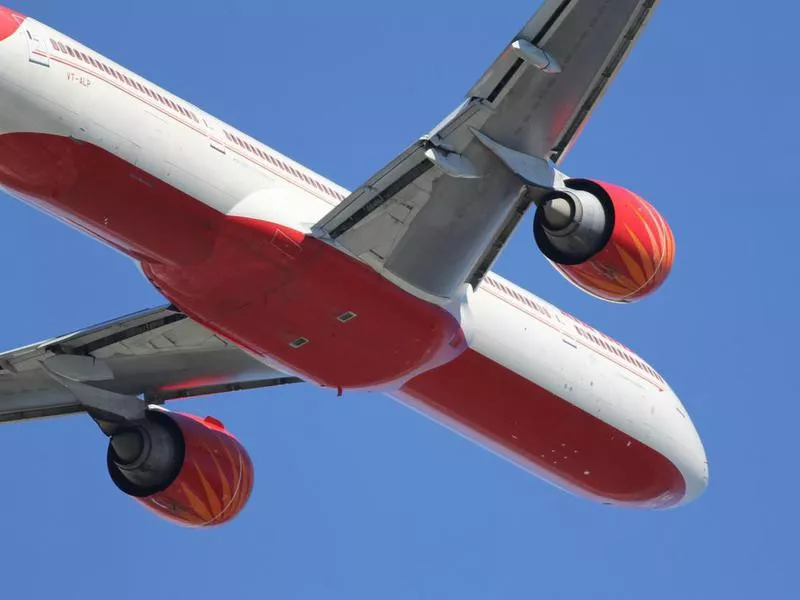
{"left": 0, "top": 132, "right": 685, "bottom": 507}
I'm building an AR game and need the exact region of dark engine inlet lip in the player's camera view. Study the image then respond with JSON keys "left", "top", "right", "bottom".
{"left": 533, "top": 178, "right": 616, "bottom": 266}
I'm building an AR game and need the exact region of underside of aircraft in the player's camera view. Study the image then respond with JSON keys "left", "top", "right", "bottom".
{"left": 0, "top": 0, "right": 708, "bottom": 527}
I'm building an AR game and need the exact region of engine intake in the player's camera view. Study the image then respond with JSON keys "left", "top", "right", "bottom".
{"left": 534, "top": 179, "right": 674, "bottom": 303}
{"left": 108, "top": 408, "right": 253, "bottom": 527}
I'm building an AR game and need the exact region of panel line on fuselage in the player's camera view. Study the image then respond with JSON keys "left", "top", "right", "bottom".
{"left": 47, "top": 36, "right": 664, "bottom": 391}
{"left": 481, "top": 275, "right": 664, "bottom": 390}
{"left": 44, "top": 35, "right": 345, "bottom": 207}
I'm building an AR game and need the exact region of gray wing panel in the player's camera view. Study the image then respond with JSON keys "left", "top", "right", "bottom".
{"left": 314, "top": 0, "right": 659, "bottom": 299}
{"left": 0, "top": 306, "right": 299, "bottom": 424}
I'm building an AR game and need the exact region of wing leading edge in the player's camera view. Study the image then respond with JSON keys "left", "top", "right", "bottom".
{"left": 313, "top": 0, "right": 660, "bottom": 300}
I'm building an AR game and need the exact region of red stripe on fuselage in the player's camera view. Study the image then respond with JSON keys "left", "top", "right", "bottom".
{"left": 0, "top": 132, "right": 686, "bottom": 506}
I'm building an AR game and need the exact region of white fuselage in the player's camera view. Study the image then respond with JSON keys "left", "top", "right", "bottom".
{"left": 0, "top": 15, "right": 708, "bottom": 507}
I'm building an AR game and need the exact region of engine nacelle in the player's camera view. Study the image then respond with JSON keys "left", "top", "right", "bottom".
{"left": 107, "top": 408, "right": 253, "bottom": 527}
{"left": 533, "top": 179, "right": 675, "bottom": 303}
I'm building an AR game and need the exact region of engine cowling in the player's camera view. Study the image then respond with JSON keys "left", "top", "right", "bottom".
{"left": 107, "top": 408, "right": 253, "bottom": 527}
{"left": 533, "top": 179, "right": 675, "bottom": 303}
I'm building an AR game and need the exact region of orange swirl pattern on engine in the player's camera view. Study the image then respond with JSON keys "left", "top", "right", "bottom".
{"left": 556, "top": 182, "right": 675, "bottom": 303}
{"left": 137, "top": 413, "right": 254, "bottom": 527}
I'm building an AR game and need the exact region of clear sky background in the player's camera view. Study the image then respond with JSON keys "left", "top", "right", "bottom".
{"left": 0, "top": 1, "right": 796, "bottom": 598}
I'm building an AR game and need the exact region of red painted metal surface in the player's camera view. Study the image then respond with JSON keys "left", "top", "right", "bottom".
{"left": 0, "top": 6, "right": 25, "bottom": 42}
{"left": 143, "top": 216, "right": 468, "bottom": 390}
{"left": 0, "top": 132, "right": 687, "bottom": 506}
{"left": 400, "top": 349, "right": 685, "bottom": 508}
{"left": 137, "top": 412, "right": 253, "bottom": 527}
{"left": 555, "top": 181, "right": 675, "bottom": 303}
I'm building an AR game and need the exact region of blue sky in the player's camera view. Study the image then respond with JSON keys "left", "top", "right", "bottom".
{"left": 0, "top": 1, "right": 796, "bottom": 598}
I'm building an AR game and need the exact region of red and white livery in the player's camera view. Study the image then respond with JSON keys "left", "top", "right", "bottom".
{"left": 0, "top": 1, "right": 707, "bottom": 527}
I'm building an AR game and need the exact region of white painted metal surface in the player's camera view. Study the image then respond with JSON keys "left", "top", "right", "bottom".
{"left": 0, "top": 6, "right": 707, "bottom": 505}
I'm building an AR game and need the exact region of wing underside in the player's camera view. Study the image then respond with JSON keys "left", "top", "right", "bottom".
{"left": 314, "top": 0, "right": 659, "bottom": 300}
{"left": 0, "top": 306, "right": 299, "bottom": 424}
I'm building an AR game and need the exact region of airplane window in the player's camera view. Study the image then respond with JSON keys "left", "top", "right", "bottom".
{"left": 58, "top": 41, "right": 67, "bottom": 53}
{"left": 66, "top": 46, "right": 76, "bottom": 57}
{"left": 50, "top": 39, "right": 58, "bottom": 50}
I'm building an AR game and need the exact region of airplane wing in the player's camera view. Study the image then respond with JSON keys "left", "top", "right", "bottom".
{"left": 313, "top": 0, "right": 659, "bottom": 299}
{"left": 0, "top": 306, "right": 300, "bottom": 424}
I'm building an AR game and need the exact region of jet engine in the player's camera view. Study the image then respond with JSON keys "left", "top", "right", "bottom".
{"left": 533, "top": 179, "right": 675, "bottom": 303}
{"left": 107, "top": 408, "right": 253, "bottom": 527}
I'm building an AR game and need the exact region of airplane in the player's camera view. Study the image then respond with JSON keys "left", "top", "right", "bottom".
{"left": 0, "top": 1, "right": 708, "bottom": 527}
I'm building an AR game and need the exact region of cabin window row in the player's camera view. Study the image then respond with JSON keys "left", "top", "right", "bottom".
{"left": 484, "top": 277, "right": 552, "bottom": 318}
{"left": 571, "top": 314, "right": 636, "bottom": 355}
{"left": 483, "top": 277, "right": 662, "bottom": 382}
{"left": 222, "top": 130, "right": 345, "bottom": 200}
{"left": 574, "top": 326, "right": 663, "bottom": 382}
{"left": 49, "top": 39, "right": 200, "bottom": 124}
{"left": 49, "top": 38, "right": 346, "bottom": 202}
